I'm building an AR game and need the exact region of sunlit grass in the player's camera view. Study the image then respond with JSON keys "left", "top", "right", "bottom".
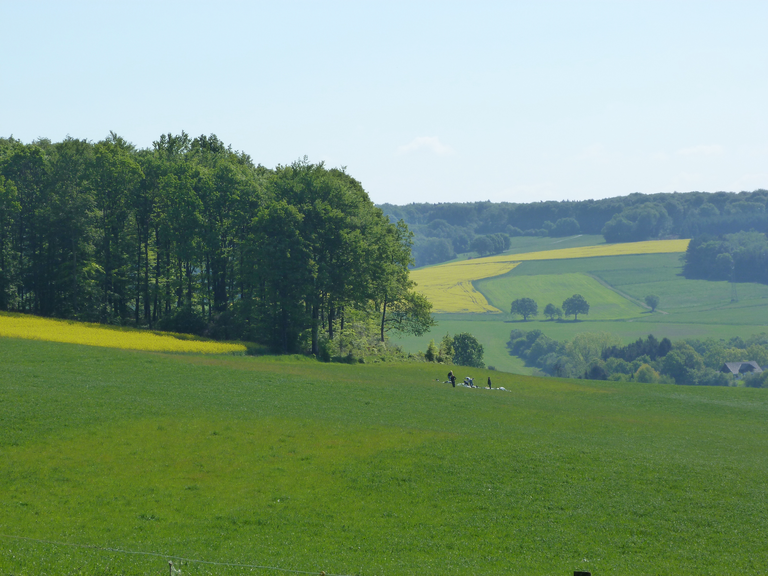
{"left": 3, "top": 338, "right": 768, "bottom": 575}
{"left": 413, "top": 239, "right": 690, "bottom": 313}
{"left": 0, "top": 312, "right": 246, "bottom": 354}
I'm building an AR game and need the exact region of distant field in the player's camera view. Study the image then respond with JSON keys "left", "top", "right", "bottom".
{"left": 413, "top": 239, "right": 690, "bottom": 313}
{"left": 4, "top": 337, "right": 768, "bottom": 575}
{"left": 432, "top": 234, "right": 607, "bottom": 266}
{"left": 397, "top": 249, "right": 768, "bottom": 373}
{"left": 410, "top": 261, "right": 519, "bottom": 313}
{"left": 480, "top": 238, "right": 689, "bottom": 264}
{"left": 503, "top": 253, "right": 768, "bottom": 320}
{"left": 478, "top": 272, "right": 646, "bottom": 320}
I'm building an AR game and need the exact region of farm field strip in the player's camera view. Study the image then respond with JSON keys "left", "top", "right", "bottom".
{"left": 478, "top": 238, "right": 690, "bottom": 264}
{"left": 0, "top": 312, "right": 246, "bottom": 354}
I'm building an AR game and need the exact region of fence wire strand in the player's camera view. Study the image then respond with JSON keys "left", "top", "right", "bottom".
{"left": 0, "top": 533, "right": 354, "bottom": 575}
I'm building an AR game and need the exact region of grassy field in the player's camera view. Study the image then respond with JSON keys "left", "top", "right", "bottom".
{"left": 3, "top": 337, "right": 768, "bottom": 575}
{"left": 478, "top": 273, "right": 646, "bottom": 320}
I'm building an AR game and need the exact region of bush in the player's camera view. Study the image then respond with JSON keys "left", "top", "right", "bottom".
{"left": 157, "top": 306, "right": 208, "bottom": 336}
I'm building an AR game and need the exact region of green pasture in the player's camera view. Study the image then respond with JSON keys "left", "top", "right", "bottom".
{"left": 477, "top": 272, "right": 646, "bottom": 320}
{"left": 499, "top": 253, "right": 768, "bottom": 319}
{"left": 3, "top": 338, "right": 768, "bottom": 575}
{"left": 398, "top": 252, "right": 768, "bottom": 373}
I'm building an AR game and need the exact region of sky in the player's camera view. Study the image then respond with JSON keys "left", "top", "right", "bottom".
{"left": 2, "top": 0, "right": 767, "bottom": 205}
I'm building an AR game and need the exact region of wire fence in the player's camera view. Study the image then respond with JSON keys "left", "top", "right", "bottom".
{"left": 0, "top": 533, "right": 354, "bottom": 575}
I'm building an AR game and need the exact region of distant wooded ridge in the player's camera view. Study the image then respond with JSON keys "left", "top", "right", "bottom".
{"left": 378, "top": 190, "right": 768, "bottom": 267}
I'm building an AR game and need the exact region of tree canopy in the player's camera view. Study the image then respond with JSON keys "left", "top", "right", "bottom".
{"left": 510, "top": 297, "right": 538, "bottom": 321}
{"left": 563, "top": 294, "right": 589, "bottom": 320}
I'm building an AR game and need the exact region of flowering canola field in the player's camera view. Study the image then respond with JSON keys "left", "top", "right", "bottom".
{"left": 410, "top": 261, "right": 520, "bottom": 313}
{"left": 0, "top": 313, "right": 247, "bottom": 354}
{"left": 413, "top": 239, "right": 690, "bottom": 313}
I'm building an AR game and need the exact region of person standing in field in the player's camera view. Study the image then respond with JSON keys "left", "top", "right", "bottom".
{"left": 487, "top": 376, "right": 492, "bottom": 389}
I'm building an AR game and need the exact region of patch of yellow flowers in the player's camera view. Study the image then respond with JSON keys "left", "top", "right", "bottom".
{"left": 0, "top": 313, "right": 246, "bottom": 354}
{"left": 412, "top": 239, "right": 690, "bottom": 313}
{"left": 411, "top": 261, "right": 520, "bottom": 313}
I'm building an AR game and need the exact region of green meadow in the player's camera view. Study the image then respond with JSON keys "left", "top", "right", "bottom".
{"left": 3, "top": 337, "right": 768, "bottom": 575}
{"left": 398, "top": 251, "right": 768, "bottom": 374}
{"left": 478, "top": 273, "right": 645, "bottom": 321}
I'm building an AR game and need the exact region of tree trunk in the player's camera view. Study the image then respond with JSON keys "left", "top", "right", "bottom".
{"left": 144, "top": 234, "right": 151, "bottom": 327}
{"left": 311, "top": 303, "right": 319, "bottom": 356}
{"left": 135, "top": 223, "right": 141, "bottom": 325}
{"left": 380, "top": 297, "right": 387, "bottom": 342}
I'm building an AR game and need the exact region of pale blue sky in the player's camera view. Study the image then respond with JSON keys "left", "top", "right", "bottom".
{"left": 2, "top": 1, "right": 767, "bottom": 204}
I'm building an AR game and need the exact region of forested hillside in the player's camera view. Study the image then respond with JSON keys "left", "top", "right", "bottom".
{"left": 0, "top": 133, "right": 431, "bottom": 353}
{"left": 379, "top": 190, "right": 768, "bottom": 267}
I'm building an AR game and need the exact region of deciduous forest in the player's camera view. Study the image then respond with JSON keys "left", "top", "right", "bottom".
{"left": 0, "top": 133, "right": 432, "bottom": 353}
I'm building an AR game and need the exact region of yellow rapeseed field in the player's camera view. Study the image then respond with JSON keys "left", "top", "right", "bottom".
{"left": 480, "top": 238, "right": 690, "bottom": 264}
{"left": 413, "top": 239, "right": 690, "bottom": 313}
{"left": 0, "top": 313, "right": 247, "bottom": 354}
{"left": 410, "top": 260, "right": 520, "bottom": 313}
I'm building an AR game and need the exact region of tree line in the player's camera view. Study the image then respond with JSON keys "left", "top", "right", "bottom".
{"left": 509, "top": 295, "right": 590, "bottom": 321}
{"left": 0, "top": 133, "right": 433, "bottom": 354}
{"left": 507, "top": 330, "right": 768, "bottom": 386}
{"left": 683, "top": 231, "right": 768, "bottom": 284}
{"left": 380, "top": 190, "right": 768, "bottom": 267}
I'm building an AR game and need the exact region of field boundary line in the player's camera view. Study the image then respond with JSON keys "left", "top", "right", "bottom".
{"left": 0, "top": 533, "right": 352, "bottom": 575}
{"left": 585, "top": 273, "right": 669, "bottom": 315}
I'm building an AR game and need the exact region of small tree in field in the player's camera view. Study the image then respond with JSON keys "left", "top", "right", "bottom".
{"left": 543, "top": 303, "right": 562, "bottom": 320}
{"left": 645, "top": 294, "right": 660, "bottom": 312}
{"left": 452, "top": 333, "right": 485, "bottom": 367}
{"left": 425, "top": 339, "right": 438, "bottom": 362}
{"left": 563, "top": 294, "right": 589, "bottom": 320}
{"left": 510, "top": 298, "right": 538, "bottom": 321}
